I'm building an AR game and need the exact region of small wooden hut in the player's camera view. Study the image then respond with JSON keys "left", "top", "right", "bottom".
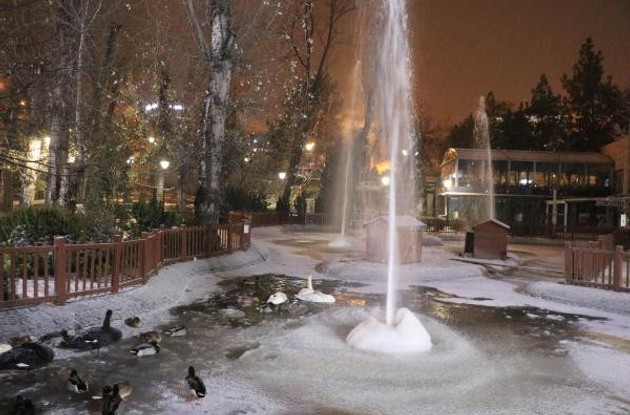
{"left": 365, "top": 216, "right": 426, "bottom": 264}
{"left": 471, "top": 219, "right": 510, "bottom": 260}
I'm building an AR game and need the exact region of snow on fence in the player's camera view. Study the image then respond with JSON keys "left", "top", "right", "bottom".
{"left": 564, "top": 234, "right": 630, "bottom": 292}
{"left": 0, "top": 223, "right": 251, "bottom": 307}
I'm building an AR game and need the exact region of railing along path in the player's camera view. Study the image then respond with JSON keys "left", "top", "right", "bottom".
{"left": 0, "top": 223, "right": 250, "bottom": 307}
{"left": 565, "top": 234, "right": 630, "bottom": 292}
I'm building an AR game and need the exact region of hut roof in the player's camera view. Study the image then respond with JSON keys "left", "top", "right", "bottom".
{"left": 473, "top": 218, "right": 511, "bottom": 230}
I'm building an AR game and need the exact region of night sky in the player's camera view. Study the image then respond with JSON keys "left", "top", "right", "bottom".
{"left": 333, "top": 0, "right": 630, "bottom": 125}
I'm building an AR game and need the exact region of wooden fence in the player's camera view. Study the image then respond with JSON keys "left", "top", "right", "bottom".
{"left": 564, "top": 234, "right": 630, "bottom": 292}
{"left": 0, "top": 223, "right": 251, "bottom": 307}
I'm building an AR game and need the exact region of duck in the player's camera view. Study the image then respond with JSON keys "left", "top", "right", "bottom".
{"left": 0, "top": 340, "right": 54, "bottom": 370}
{"left": 61, "top": 310, "right": 122, "bottom": 351}
{"left": 92, "top": 381, "right": 132, "bottom": 401}
{"left": 295, "top": 275, "right": 335, "bottom": 303}
{"left": 60, "top": 330, "right": 75, "bottom": 345}
{"left": 124, "top": 317, "right": 143, "bottom": 328}
{"left": 130, "top": 341, "right": 160, "bottom": 357}
{"left": 67, "top": 368, "right": 89, "bottom": 393}
{"left": 11, "top": 395, "right": 35, "bottom": 415}
{"left": 9, "top": 335, "right": 33, "bottom": 347}
{"left": 101, "top": 384, "right": 122, "bottom": 415}
{"left": 185, "top": 366, "right": 206, "bottom": 398}
{"left": 137, "top": 330, "right": 162, "bottom": 344}
{"left": 163, "top": 325, "right": 187, "bottom": 337}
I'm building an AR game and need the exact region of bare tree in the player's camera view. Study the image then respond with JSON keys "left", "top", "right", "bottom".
{"left": 185, "top": 0, "right": 235, "bottom": 224}
{"left": 272, "top": 0, "right": 354, "bottom": 209}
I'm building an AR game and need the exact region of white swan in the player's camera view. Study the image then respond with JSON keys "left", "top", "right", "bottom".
{"left": 296, "top": 275, "right": 335, "bottom": 303}
{"left": 266, "top": 291, "right": 288, "bottom": 305}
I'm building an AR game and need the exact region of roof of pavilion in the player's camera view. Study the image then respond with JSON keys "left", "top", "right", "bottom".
{"left": 441, "top": 148, "right": 613, "bottom": 167}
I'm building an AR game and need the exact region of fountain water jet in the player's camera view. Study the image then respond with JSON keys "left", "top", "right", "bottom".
{"left": 328, "top": 62, "right": 362, "bottom": 251}
{"left": 346, "top": 0, "right": 432, "bottom": 353}
{"left": 474, "top": 96, "right": 495, "bottom": 220}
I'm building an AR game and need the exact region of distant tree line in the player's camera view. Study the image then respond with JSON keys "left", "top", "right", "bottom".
{"left": 446, "top": 38, "right": 630, "bottom": 153}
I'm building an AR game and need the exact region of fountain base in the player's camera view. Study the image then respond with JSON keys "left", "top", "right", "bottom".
{"left": 328, "top": 235, "right": 353, "bottom": 250}
{"left": 346, "top": 307, "right": 432, "bottom": 354}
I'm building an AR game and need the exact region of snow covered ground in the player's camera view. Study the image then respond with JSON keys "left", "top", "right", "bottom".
{"left": 1, "top": 225, "right": 630, "bottom": 414}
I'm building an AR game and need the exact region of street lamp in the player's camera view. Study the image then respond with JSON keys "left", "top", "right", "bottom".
{"left": 278, "top": 172, "right": 286, "bottom": 180}
{"left": 157, "top": 159, "right": 170, "bottom": 203}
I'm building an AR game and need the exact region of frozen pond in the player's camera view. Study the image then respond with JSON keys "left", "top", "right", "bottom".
{"left": 1, "top": 273, "right": 628, "bottom": 415}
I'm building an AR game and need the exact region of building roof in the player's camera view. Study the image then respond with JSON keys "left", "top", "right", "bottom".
{"left": 441, "top": 148, "right": 613, "bottom": 167}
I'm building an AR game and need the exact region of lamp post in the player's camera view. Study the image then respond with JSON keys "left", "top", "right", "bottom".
{"left": 157, "top": 159, "right": 170, "bottom": 203}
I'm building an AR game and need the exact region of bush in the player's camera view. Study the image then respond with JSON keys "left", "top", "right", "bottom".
{"left": 127, "top": 196, "right": 178, "bottom": 237}
{"left": 0, "top": 206, "right": 100, "bottom": 246}
{"left": 222, "top": 185, "right": 268, "bottom": 213}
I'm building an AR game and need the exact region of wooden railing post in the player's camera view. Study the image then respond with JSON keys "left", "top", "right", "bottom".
{"left": 227, "top": 224, "right": 233, "bottom": 253}
{"left": 564, "top": 241, "right": 573, "bottom": 283}
{"left": 153, "top": 228, "right": 162, "bottom": 267}
{"left": 112, "top": 235, "right": 122, "bottom": 293}
{"left": 140, "top": 232, "right": 149, "bottom": 283}
{"left": 613, "top": 245, "right": 623, "bottom": 291}
{"left": 204, "top": 224, "right": 214, "bottom": 257}
{"left": 243, "top": 219, "right": 251, "bottom": 248}
{"left": 54, "top": 237, "right": 68, "bottom": 304}
{"left": 180, "top": 226, "right": 188, "bottom": 260}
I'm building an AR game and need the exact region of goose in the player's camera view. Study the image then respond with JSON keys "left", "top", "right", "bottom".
{"left": 185, "top": 366, "right": 206, "bottom": 398}
{"left": 101, "top": 384, "right": 122, "bottom": 415}
{"left": 0, "top": 341, "right": 54, "bottom": 370}
{"left": 295, "top": 275, "right": 335, "bottom": 303}
{"left": 164, "top": 325, "right": 187, "bottom": 337}
{"left": 130, "top": 341, "right": 160, "bottom": 357}
{"left": 137, "top": 330, "right": 162, "bottom": 344}
{"left": 61, "top": 310, "right": 122, "bottom": 351}
{"left": 11, "top": 395, "right": 35, "bottom": 415}
{"left": 124, "top": 317, "right": 143, "bottom": 328}
{"left": 67, "top": 368, "right": 89, "bottom": 393}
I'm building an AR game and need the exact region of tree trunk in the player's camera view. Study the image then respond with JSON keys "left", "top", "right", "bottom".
{"left": 47, "top": 0, "right": 76, "bottom": 206}
{"left": 194, "top": 0, "right": 234, "bottom": 224}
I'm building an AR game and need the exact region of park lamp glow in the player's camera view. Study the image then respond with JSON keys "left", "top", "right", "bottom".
{"left": 381, "top": 175, "right": 390, "bottom": 186}
{"left": 305, "top": 142, "right": 315, "bottom": 151}
{"left": 160, "top": 159, "right": 170, "bottom": 170}
{"left": 278, "top": 172, "right": 287, "bottom": 180}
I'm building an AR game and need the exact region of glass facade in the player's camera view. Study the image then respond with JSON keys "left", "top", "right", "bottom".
{"left": 439, "top": 149, "right": 614, "bottom": 230}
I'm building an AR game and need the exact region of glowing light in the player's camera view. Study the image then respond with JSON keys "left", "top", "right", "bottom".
{"left": 278, "top": 172, "right": 287, "bottom": 180}
{"left": 305, "top": 142, "right": 315, "bottom": 151}
{"left": 160, "top": 159, "right": 170, "bottom": 170}
{"left": 244, "top": 157, "right": 250, "bottom": 163}
{"left": 381, "top": 176, "right": 390, "bottom": 186}
{"left": 443, "top": 178, "right": 453, "bottom": 190}
{"left": 148, "top": 136, "right": 155, "bottom": 144}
